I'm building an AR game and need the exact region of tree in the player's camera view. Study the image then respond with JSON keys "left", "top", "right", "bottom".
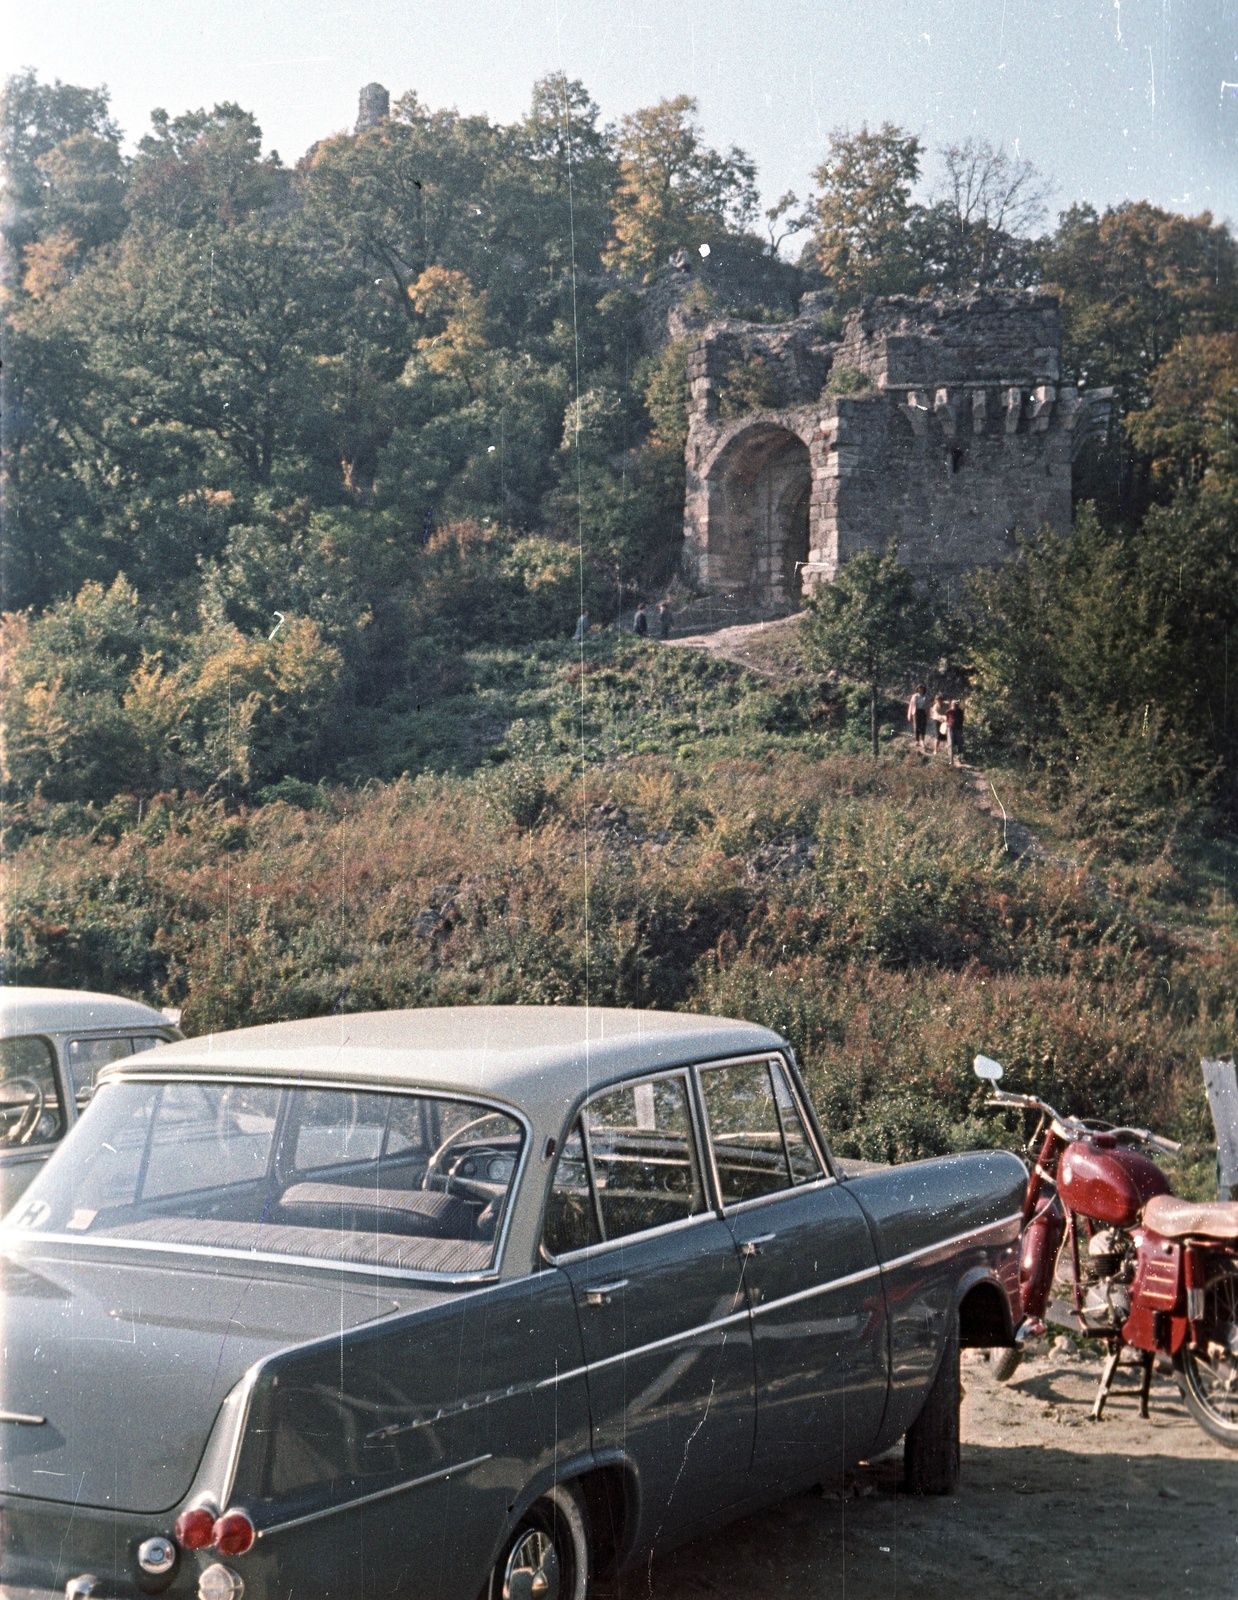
{"left": 1041, "top": 201, "right": 1238, "bottom": 524}
{"left": 804, "top": 124, "right": 923, "bottom": 302}
{"left": 1, "top": 69, "right": 120, "bottom": 257}
{"left": 800, "top": 546, "right": 935, "bottom": 758}
{"left": 126, "top": 103, "right": 286, "bottom": 229}
{"left": 300, "top": 93, "right": 500, "bottom": 325}
{"left": 1125, "top": 333, "right": 1238, "bottom": 490}
{"left": 606, "top": 96, "right": 758, "bottom": 280}
{"left": 916, "top": 139, "right": 1047, "bottom": 292}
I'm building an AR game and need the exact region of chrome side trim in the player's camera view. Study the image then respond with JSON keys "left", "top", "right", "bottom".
{"left": 0, "top": 1410, "right": 46, "bottom": 1426}
{"left": 255, "top": 1453, "right": 494, "bottom": 1538}
{"left": 546, "top": 1206, "right": 716, "bottom": 1267}
{"left": 540, "top": 1209, "right": 1023, "bottom": 1380}
{"left": 2, "top": 1232, "right": 503, "bottom": 1288}
{"left": 537, "top": 1304, "right": 752, "bottom": 1390}
{"left": 878, "top": 1212, "right": 1024, "bottom": 1274}
{"left": 749, "top": 1261, "right": 883, "bottom": 1317}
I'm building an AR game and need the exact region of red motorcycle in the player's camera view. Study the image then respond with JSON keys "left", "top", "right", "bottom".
{"left": 975, "top": 1053, "right": 1238, "bottom": 1446}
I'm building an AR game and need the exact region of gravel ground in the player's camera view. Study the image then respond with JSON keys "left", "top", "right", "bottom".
{"left": 596, "top": 1344, "right": 1238, "bottom": 1600}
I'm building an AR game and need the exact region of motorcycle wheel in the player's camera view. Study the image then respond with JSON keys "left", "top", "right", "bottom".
{"left": 991, "top": 1347, "right": 1022, "bottom": 1383}
{"left": 1173, "top": 1258, "right": 1238, "bottom": 1449}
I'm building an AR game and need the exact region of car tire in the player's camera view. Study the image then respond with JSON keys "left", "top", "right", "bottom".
{"left": 490, "top": 1484, "right": 590, "bottom": 1600}
{"left": 903, "top": 1314, "right": 961, "bottom": 1495}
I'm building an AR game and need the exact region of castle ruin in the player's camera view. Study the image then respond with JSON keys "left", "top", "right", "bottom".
{"left": 682, "top": 292, "right": 1113, "bottom": 609}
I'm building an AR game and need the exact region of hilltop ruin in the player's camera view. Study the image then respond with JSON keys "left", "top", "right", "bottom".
{"left": 682, "top": 291, "right": 1113, "bottom": 610}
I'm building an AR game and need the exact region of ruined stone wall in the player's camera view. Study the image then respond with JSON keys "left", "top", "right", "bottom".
{"left": 809, "top": 386, "right": 1077, "bottom": 590}
{"left": 682, "top": 291, "right": 1112, "bottom": 611}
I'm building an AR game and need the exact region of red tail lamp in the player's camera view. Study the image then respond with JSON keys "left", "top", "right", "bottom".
{"left": 174, "top": 1506, "right": 217, "bottom": 1550}
{"left": 212, "top": 1510, "right": 256, "bottom": 1557}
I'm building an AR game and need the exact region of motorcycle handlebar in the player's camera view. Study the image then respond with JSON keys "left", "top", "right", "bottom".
{"left": 984, "top": 1096, "right": 1182, "bottom": 1155}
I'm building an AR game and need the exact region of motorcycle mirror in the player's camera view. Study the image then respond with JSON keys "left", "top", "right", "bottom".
{"left": 973, "top": 1054, "right": 1004, "bottom": 1082}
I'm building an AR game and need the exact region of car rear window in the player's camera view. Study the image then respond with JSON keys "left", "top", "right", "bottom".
{"left": 2, "top": 1080, "right": 525, "bottom": 1278}
{"left": 66, "top": 1035, "right": 135, "bottom": 1106}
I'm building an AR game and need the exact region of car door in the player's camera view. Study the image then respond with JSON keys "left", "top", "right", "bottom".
{"left": 544, "top": 1070, "right": 755, "bottom": 1549}
{"left": 697, "top": 1055, "right": 887, "bottom": 1487}
{"left": 0, "top": 1035, "right": 70, "bottom": 1212}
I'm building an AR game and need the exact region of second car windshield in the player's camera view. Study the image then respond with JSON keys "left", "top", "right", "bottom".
{"left": 2, "top": 1079, "right": 524, "bottom": 1278}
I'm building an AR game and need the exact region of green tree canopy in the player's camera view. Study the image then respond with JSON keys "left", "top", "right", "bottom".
{"left": 606, "top": 95, "right": 758, "bottom": 279}
{"left": 800, "top": 545, "right": 935, "bottom": 758}
{"left": 804, "top": 123, "right": 923, "bottom": 302}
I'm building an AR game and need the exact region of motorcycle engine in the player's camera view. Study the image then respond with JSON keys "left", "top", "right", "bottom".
{"left": 1081, "top": 1228, "right": 1135, "bottom": 1329}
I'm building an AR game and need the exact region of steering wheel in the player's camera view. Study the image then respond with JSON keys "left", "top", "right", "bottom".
{"left": 422, "top": 1114, "right": 502, "bottom": 1196}
{"left": 3, "top": 1077, "right": 46, "bottom": 1146}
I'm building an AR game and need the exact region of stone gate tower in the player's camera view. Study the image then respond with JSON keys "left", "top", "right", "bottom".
{"left": 682, "top": 292, "right": 1113, "bottom": 609}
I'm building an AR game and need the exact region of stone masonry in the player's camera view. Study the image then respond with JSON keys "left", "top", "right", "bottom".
{"left": 682, "top": 292, "right": 1113, "bottom": 610}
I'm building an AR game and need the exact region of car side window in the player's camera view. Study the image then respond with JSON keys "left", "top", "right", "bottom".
{"left": 700, "top": 1059, "right": 795, "bottom": 1206}
{"left": 543, "top": 1121, "right": 600, "bottom": 1256}
{"left": 770, "top": 1061, "right": 825, "bottom": 1185}
{"left": 0, "top": 1036, "right": 65, "bottom": 1149}
{"left": 67, "top": 1036, "right": 134, "bottom": 1107}
{"left": 544, "top": 1074, "right": 705, "bottom": 1254}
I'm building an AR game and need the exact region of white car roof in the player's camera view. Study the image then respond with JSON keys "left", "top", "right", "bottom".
{"left": 0, "top": 986, "right": 172, "bottom": 1037}
{"left": 114, "top": 1006, "right": 788, "bottom": 1131}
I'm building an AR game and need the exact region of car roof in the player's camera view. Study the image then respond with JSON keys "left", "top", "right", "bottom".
{"left": 0, "top": 986, "right": 172, "bottom": 1037}
{"left": 112, "top": 1006, "right": 788, "bottom": 1131}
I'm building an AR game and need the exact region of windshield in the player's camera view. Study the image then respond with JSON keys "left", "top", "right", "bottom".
{"left": 2, "top": 1079, "right": 525, "bottom": 1278}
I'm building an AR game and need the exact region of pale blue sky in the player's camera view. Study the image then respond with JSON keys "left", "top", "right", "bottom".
{"left": 4, "top": 0, "right": 1236, "bottom": 228}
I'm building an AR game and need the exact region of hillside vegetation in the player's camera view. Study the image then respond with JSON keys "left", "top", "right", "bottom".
{"left": 3, "top": 74, "right": 1237, "bottom": 1178}
{"left": 4, "top": 638, "right": 1233, "bottom": 1184}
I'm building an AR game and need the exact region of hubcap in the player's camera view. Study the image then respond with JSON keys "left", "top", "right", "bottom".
{"left": 502, "top": 1528, "right": 561, "bottom": 1600}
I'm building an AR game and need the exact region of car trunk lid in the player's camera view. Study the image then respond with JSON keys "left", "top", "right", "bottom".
{"left": 0, "top": 1247, "right": 418, "bottom": 1513}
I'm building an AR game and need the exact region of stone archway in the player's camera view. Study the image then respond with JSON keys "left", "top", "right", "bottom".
{"left": 697, "top": 421, "right": 812, "bottom": 610}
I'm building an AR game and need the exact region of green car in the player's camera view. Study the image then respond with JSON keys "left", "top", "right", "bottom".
{"left": 0, "top": 1007, "right": 1022, "bottom": 1600}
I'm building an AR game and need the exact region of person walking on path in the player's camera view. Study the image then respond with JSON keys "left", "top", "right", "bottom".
{"left": 929, "top": 693, "right": 946, "bottom": 754}
{"left": 573, "top": 608, "right": 590, "bottom": 642}
{"left": 633, "top": 602, "right": 648, "bottom": 637}
{"left": 945, "top": 699, "right": 965, "bottom": 766}
{"left": 907, "top": 683, "right": 928, "bottom": 750}
{"left": 657, "top": 601, "right": 672, "bottom": 639}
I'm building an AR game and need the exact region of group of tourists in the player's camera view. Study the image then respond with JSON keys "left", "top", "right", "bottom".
{"left": 573, "top": 601, "right": 673, "bottom": 643}
{"left": 907, "top": 684, "right": 965, "bottom": 766}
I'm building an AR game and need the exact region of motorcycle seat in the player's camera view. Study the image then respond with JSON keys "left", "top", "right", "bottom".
{"left": 1143, "top": 1193, "right": 1238, "bottom": 1241}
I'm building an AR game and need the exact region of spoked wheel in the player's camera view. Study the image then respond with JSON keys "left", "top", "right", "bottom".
{"left": 491, "top": 1485, "right": 589, "bottom": 1600}
{"left": 1174, "top": 1258, "right": 1238, "bottom": 1449}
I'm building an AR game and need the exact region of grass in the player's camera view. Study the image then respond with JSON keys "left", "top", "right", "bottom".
{"left": 3, "top": 634, "right": 1232, "bottom": 1191}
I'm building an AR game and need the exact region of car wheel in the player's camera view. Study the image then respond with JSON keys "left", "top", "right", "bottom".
{"left": 491, "top": 1484, "right": 589, "bottom": 1600}
{"left": 903, "top": 1314, "right": 961, "bottom": 1494}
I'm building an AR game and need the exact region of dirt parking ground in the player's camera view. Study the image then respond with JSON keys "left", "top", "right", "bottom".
{"left": 597, "top": 1344, "right": 1238, "bottom": 1600}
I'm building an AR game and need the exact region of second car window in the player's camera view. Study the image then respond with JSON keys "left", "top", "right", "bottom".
{"left": 584, "top": 1076, "right": 705, "bottom": 1241}
{"left": 700, "top": 1059, "right": 798, "bottom": 1205}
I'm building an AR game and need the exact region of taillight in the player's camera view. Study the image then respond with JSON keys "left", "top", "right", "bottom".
{"left": 174, "top": 1506, "right": 217, "bottom": 1550}
{"left": 212, "top": 1510, "right": 256, "bottom": 1557}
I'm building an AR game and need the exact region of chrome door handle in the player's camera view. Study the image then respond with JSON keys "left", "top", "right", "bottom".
{"left": 740, "top": 1234, "right": 776, "bottom": 1258}
{"left": 584, "top": 1279, "right": 628, "bottom": 1306}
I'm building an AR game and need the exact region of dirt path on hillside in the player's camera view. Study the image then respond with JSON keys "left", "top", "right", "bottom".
{"left": 664, "top": 612, "right": 807, "bottom": 679}
{"left": 595, "top": 1345, "right": 1237, "bottom": 1600}
{"left": 665, "top": 614, "right": 1076, "bottom": 871}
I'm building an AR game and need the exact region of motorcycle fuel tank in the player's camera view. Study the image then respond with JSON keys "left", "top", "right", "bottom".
{"left": 1057, "top": 1135, "right": 1170, "bottom": 1228}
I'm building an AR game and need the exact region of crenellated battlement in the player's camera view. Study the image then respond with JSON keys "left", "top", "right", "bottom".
{"left": 682, "top": 292, "right": 1113, "bottom": 609}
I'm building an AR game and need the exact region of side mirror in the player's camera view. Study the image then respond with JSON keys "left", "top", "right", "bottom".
{"left": 974, "top": 1054, "right": 1004, "bottom": 1083}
